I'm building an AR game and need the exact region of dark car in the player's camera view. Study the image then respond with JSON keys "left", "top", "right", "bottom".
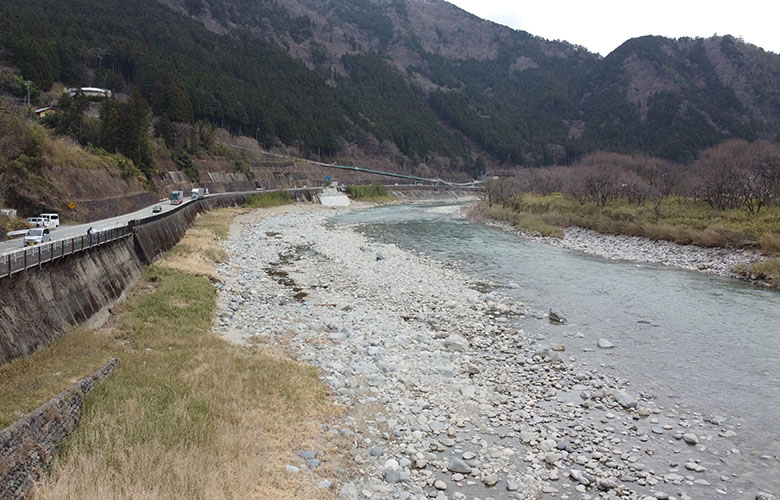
{"left": 152, "top": 205, "right": 162, "bottom": 213}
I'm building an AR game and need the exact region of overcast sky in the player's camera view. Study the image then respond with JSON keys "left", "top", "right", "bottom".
{"left": 446, "top": 0, "right": 780, "bottom": 56}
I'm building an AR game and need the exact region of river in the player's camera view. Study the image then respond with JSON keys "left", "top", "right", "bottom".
{"left": 332, "top": 202, "right": 780, "bottom": 491}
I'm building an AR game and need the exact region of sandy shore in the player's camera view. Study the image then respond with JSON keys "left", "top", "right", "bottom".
{"left": 214, "top": 203, "right": 776, "bottom": 500}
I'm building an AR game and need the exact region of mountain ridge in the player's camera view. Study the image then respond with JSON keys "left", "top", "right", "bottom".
{"left": 1, "top": 0, "right": 778, "bottom": 172}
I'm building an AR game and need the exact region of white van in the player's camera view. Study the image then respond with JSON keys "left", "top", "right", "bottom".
{"left": 40, "top": 213, "right": 60, "bottom": 228}
{"left": 26, "top": 216, "right": 46, "bottom": 227}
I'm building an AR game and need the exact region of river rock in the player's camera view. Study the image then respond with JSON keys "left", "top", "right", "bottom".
{"left": 214, "top": 205, "right": 776, "bottom": 500}
{"left": 448, "top": 458, "right": 471, "bottom": 474}
{"left": 614, "top": 390, "right": 637, "bottom": 408}
{"left": 338, "top": 482, "right": 359, "bottom": 500}
{"left": 549, "top": 308, "right": 567, "bottom": 324}
{"left": 483, "top": 473, "right": 499, "bottom": 486}
{"left": 598, "top": 338, "right": 616, "bottom": 349}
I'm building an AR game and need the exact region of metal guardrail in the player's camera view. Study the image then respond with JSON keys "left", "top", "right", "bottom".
{"left": 0, "top": 226, "right": 132, "bottom": 279}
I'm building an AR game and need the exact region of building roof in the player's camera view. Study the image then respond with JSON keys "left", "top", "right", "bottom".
{"left": 34, "top": 106, "right": 58, "bottom": 114}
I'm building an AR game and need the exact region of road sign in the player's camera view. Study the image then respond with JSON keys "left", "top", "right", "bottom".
{"left": 68, "top": 202, "right": 75, "bottom": 209}
{"left": 325, "top": 176, "right": 330, "bottom": 181}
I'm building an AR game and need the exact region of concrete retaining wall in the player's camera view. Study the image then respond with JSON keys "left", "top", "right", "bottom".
{"left": 0, "top": 359, "right": 118, "bottom": 500}
{"left": 0, "top": 239, "right": 143, "bottom": 365}
{"left": 388, "top": 186, "right": 480, "bottom": 200}
{"left": 132, "top": 193, "right": 249, "bottom": 264}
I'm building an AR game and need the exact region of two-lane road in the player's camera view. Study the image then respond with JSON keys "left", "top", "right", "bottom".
{"left": 0, "top": 197, "right": 194, "bottom": 256}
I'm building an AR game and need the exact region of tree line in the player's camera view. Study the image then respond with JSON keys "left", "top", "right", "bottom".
{"left": 485, "top": 140, "right": 780, "bottom": 215}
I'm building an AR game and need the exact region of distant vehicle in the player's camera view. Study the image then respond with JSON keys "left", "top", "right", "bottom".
{"left": 40, "top": 213, "right": 60, "bottom": 228}
{"left": 24, "top": 228, "right": 51, "bottom": 246}
{"left": 170, "top": 191, "right": 184, "bottom": 205}
{"left": 152, "top": 205, "right": 162, "bottom": 213}
{"left": 26, "top": 216, "right": 47, "bottom": 227}
{"left": 191, "top": 187, "right": 207, "bottom": 199}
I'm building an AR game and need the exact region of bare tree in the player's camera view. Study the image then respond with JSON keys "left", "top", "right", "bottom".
{"left": 740, "top": 140, "right": 780, "bottom": 214}
{"left": 690, "top": 140, "right": 747, "bottom": 210}
{"left": 563, "top": 168, "right": 590, "bottom": 205}
{"left": 532, "top": 167, "right": 565, "bottom": 195}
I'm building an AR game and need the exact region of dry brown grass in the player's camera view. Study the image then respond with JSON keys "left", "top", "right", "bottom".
{"left": 481, "top": 193, "right": 780, "bottom": 251}
{"left": 156, "top": 208, "right": 245, "bottom": 281}
{"left": 16, "top": 206, "right": 349, "bottom": 499}
{"left": 0, "top": 328, "right": 116, "bottom": 429}
{"left": 46, "top": 136, "right": 110, "bottom": 170}
{"left": 744, "top": 258, "right": 780, "bottom": 287}
{"left": 760, "top": 232, "right": 780, "bottom": 254}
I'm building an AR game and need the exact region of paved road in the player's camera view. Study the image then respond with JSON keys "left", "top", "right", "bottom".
{"left": 0, "top": 188, "right": 317, "bottom": 256}
{"left": 0, "top": 197, "right": 193, "bottom": 256}
{"left": 0, "top": 184, "right": 447, "bottom": 257}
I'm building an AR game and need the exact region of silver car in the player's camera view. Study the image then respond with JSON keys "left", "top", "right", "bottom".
{"left": 24, "top": 228, "right": 51, "bottom": 246}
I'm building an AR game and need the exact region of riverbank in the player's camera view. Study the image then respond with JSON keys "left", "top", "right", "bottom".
{"left": 522, "top": 224, "right": 763, "bottom": 279}
{"left": 215, "top": 203, "right": 777, "bottom": 500}
{"left": 467, "top": 204, "right": 775, "bottom": 286}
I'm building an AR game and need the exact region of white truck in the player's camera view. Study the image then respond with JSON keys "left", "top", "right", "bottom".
{"left": 191, "top": 188, "right": 208, "bottom": 199}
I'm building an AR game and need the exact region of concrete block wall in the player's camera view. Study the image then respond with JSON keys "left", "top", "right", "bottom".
{"left": 0, "top": 358, "right": 119, "bottom": 500}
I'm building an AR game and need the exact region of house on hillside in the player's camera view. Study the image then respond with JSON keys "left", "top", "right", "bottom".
{"left": 34, "top": 106, "right": 60, "bottom": 118}
{"left": 65, "top": 87, "right": 112, "bottom": 98}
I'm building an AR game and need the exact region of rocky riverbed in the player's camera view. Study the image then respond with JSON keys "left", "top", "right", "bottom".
{"left": 215, "top": 204, "right": 777, "bottom": 500}
{"left": 479, "top": 219, "right": 767, "bottom": 281}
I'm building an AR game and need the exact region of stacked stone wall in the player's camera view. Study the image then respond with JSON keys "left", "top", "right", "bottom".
{"left": 0, "top": 358, "right": 118, "bottom": 499}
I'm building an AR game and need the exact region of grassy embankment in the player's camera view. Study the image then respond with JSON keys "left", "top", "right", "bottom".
{"left": 476, "top": 193, "right": 780, "bottom": 285}
{"left": 1, "top": 206, "right": 342, "bottom": 499}
{"left": 243, "top": 190, "right": 294, "bottom": 208}
{"left": 344, "top": 183, "right": 394, "bottom": 202}
{"left": 0, "top": 215, "right": 30, "bottom": 235}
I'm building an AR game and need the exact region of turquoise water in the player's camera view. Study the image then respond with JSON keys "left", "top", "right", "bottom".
{"left": 332, "top": 203, "right": 780, "bottom": 462}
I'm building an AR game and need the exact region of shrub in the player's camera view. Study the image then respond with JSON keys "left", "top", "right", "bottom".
{"left": 174, "top": 152, "right": 199, "bottom": 182}
{"left": 243, "top": 190, "right": 293, "bottom": 208}
{"left": 344, "top": 182, "right": 390, "bottom": 201}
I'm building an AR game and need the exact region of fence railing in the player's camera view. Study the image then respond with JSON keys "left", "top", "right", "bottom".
{"left": 0, "top": 226, "right": 132, "bottom": 279}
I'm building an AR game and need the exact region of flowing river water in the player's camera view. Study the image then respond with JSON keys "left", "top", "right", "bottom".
{"left": 332, "top": 202, "right": 780, "bottom": 493}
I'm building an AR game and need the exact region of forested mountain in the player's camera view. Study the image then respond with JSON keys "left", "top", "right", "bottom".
{"left": 1, "top": 0, "right": 778, "bottom": 174}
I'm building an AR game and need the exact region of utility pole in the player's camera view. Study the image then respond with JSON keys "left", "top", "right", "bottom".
{"left": 25, "top": 82, "right": 30, "bottom": 107}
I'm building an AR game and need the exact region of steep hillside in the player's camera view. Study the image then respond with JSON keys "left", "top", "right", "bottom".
{"left": 1, "top": 0, "right": 778, "bottom": 173}
{"left": 579, "top": 35, "right": 780, "bottom": 162}
{"left": 165, "top": 0, "right": 780, "bottom": 164}
{"left": 0, "top": 102, "right": 158, "bottom": 225}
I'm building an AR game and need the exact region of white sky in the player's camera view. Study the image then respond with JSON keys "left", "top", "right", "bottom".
{"left": 446, "top": 0, "right": 780, "bottom": 56}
